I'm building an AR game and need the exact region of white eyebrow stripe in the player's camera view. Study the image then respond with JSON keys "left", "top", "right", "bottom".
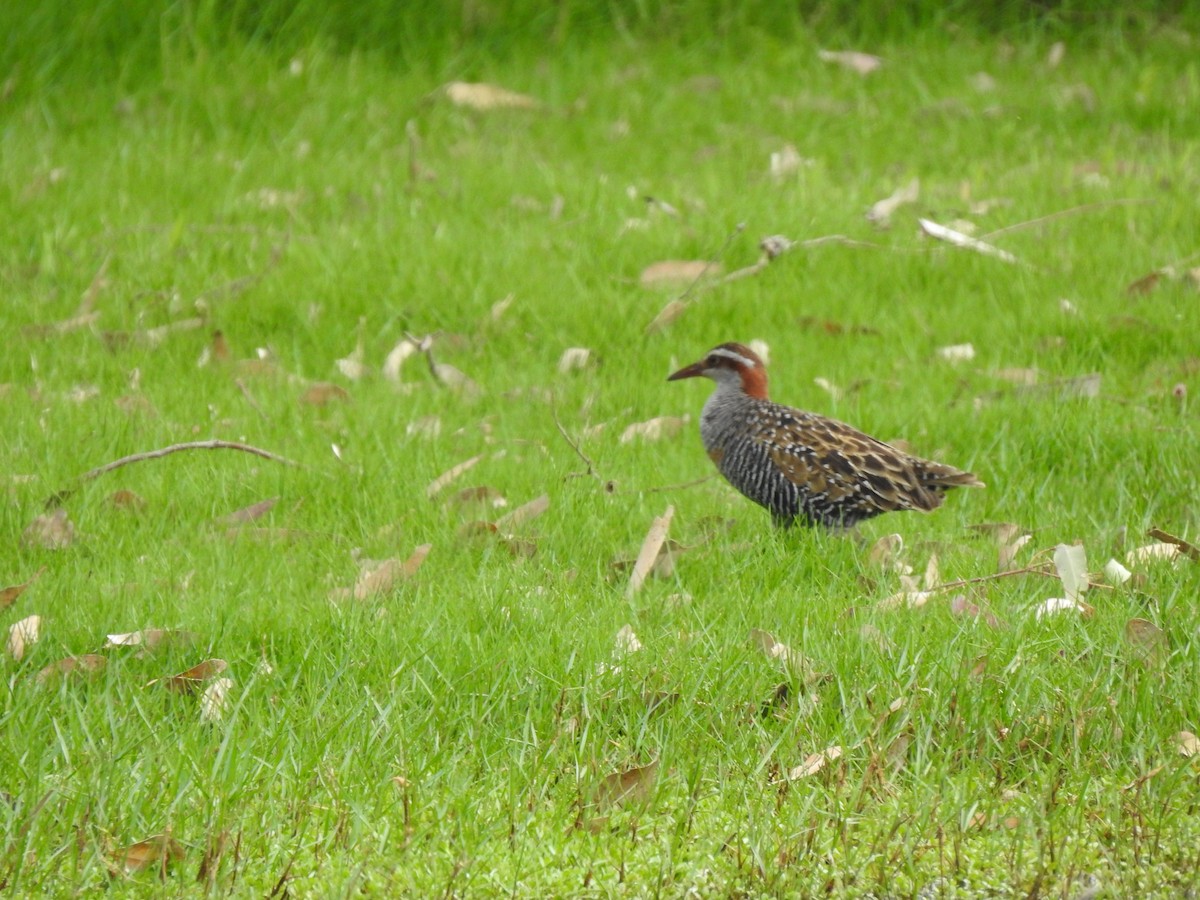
{"left": 709, "top": 347, "right": 757, "bottom": 368}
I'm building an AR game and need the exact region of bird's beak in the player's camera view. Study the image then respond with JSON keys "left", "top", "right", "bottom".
{"left": 667, "top": 361, "right": 705, "bottom": 382}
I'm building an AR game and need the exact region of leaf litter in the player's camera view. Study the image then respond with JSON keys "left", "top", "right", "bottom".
{"left": 0, "top": 567, "right": 45, "bottom": 609}
{"left": 37, "top": 654, "right": 106, "bottom": 685}
{"left": 7, "top": 615, "right": 42, "bottom": 661}
{"left": 626, "top": 505, "right": 674, "bottom": 598}
{"left": 330, "top": 544, "right": 432, "bottom": 601}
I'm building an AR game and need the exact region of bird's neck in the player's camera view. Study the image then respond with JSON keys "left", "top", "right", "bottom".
{"left": 738, "top": 367, "right": 769, "bottom": 400}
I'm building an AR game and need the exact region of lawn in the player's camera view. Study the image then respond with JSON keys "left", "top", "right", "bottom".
{"left": 3, "top": 6, "right": 1200, "bottom": 896}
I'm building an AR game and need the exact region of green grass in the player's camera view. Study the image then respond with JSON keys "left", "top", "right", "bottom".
{"left": 3, "top": 13, "right": 1200, "bottom": 896}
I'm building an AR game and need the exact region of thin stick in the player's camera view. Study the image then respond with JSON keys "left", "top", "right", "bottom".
{"left": 641, "top": 475, "right": 717, "bottom": 494}
{"left": 979, "top": 199, "right": 1151, "bottom": 241}
{"left": 930, "top": 563, "right": 1114, "bottom": 593}
{"left": 675, "top": 221, "right": 746, "bottom": 306}
{"left": 550, "top": 399, "right": 601, "bottom": 481}
{"left": 79, "top": 441, "right": 299, "bottom": 483}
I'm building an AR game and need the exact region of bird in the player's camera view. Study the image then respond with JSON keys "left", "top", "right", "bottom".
{"left": 667, "top": 342, "right": 983, "bottom": 528}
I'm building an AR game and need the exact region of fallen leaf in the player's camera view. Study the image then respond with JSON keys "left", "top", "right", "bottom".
{"left": 338, "top": 544, "right": 432, "bottom": 601}
{"left": 1125, "top": 618, "right": 1168, "bottom": 666}
{"left": 21, "top": 508, "right": 76, "bottom": 549}
{"left": 787, "top": 746, "right": 843, "bottom": 780}
{"left": 866, "top": 178, "right": 919, "bottom": 226}
{"left": 938, "top": 343, "right": 976, "bottom": 363}
{"left": 1035, "top": 596, "right": 1093, "bottom": 620}
{"left": 1104, "top": 558, "right": 1132, "bottom": 585}
{"left": 818, "top": 49, "right": 883, "bottom": 75}
{"left": 156, "top": 658, "right": 230, "bottom": 694}
{"left": 813, "top": 377, "right": 842, "bottom": 401}
{"left": 495, "top": 494, "right": 549, "bottom": 529}
{"left": 867, "top": 533, "right": 908, "bottom": 571}
{"left": 116, "top": 834, "right": 185, "bottom": 876}
{"left": 638, "top": 260, "right": 722, "bottom": 290}
{"left": 36, "top": 654, "right": 107, "bottom": 685}
{"left": 611, "top": 538, "right": 684, "bottom": 580}
{"left": 199, "top": 677, "right": 234, "bottom": 723}
{"left": 992, "top": 368, "right": 1039, "bottom": 386}
{"left": 335, "top": 320, "right": 367, "bottom": 381}
{"left": 614, "top": 624, "right": 643, "bottom": 654}
{"left": 220, "top": 497, "right": 279, "bottom": 524}
{"left": 382, "top": 337, "right": 420, "bottom": 382}
{"left": 749, "top": 629, "right": 825, "bottom": 683}
{"left": 1047, "top": 41, "right": 1066, "bottom": 68}
{"left": 443, "top": 81, "right": 539, "bottom": 110}
{"left": 619, "top": 416, "right": 688, "bottom": 444}
{"left": 1053, "top": 543, "right": 1088, "bottom": 602}
{"left": 104, "top": 629, "right": 199, "bottom": 653}
{"left": 426, "top": 454, "right": 484, "bottom": 498}
{"left": 300, "top": 382, "right": 350, "bottom": 406}
{"left": 407, "top": 415, "right": 442, "bottom": 438}
{"left": 949, "top": 594, "right": 1004, "bottom": 629}
{"left": 1174, "top": 731, "right": 1200, "bottom": 758}
{"left": 1122, "top": 765, "right": 1165, "bottom": 792}
{"left": 0, "top": 568, "right": 45, "bottom": 609}
{"left": 1126, "top": 270, "right": 1162, "bottom": 296}
{"left": 1126, "top": 543, "right": 1181, "bottom": 566}
{"left": 626, "top": 505, "right": 674, "bottom": 598}
{"left": 918, "top": 218, "right": 1018, "bottom": 264}
{"left": 1146, "top": 528, "right": 1200, "bottom": 561}
{"left": 6, "top": 615, "right": 41, "bottom": 661}
{"left": 428, "top": 357, "right": 481, "bottom": 395}
{"left": 558, "top": 348, "right": 594, "bottom": 373}
{"left": 594, "top": 759, "right": 659, "bottom": 811}
{"left": 769, "top": 145, "right": 813, "bottom": 179}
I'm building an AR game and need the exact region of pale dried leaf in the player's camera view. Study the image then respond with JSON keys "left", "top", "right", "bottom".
{"left": 495, "top": 494, "right": 549, "bottom": 529}
{"left": 558, "top": 347, "right": 594, "bottom": 373}
{"left": 448, "top": 486, "right": 507, "bottom": 509}
{"left": 332, "top": 543, "right": 432, "bottom": 601}
{"left": 37, "top": 653, "right": 106, "bottom": 685}
{"left": 639, "top": 260, "right": 722, "bottom": 289}
{"left": 918, "top": 218, "right": 1018, "bottom": 264}
{"left": 1174, "top": 731, "right": 1200, "bottom": 758}
{"left": 6, "top": 614, "right": 41, "bottom": 661}
{"left": 614, "top": 624, "right": 643, "bottom": 654}
{"left": 382, "top": 337, "right": 420, "bottom": 382}
{"left": 999, "top": 533, "right": 1032, "bottom": 571}
{"left": 491, "top": 294, "right": 514, "bottom": 320}
{"left": 594, "top": 759, "right": 658, "bottom": 811}
{"left": 407, "top": 415, "right": 442, "bottom": 438}
{"left": 1146, "top": 527, "right": 1200, "bottom": 561}
{"left": 923, "top": 553, "right": 941, "bottom": 590}
{"left": 868, "top": 533, "right": 905, "bottom": 568}
{"left": 335, "top": 323, "right": 367, "bottom": 381}
{"left": 104, "top": 629, "right": 198, "bottom": 653}
{"left": 769, "top": 145, "right": 813, "bottom": 178}
{"left": 747, "top": 339, "right": 771, "bottom": 366}
{"left": 1047, "top": 41, "right": 1066, "bottom": 68}
{"left": 813, "top": 377, "right": 842, "bottom": 401}
{"left": 866, "top": 178, "right": 919, "bottom": 225}
{"left": 949, "top": 594, "right": 1004, "bottom": 629}
{"left": 444, "top": 81, "right": 539, "bottom": 110}
{"left": 1036, "top": 597, "right": 1092, "bottom": 620}
{"left": 619, "top": 416, "right": 687, "bottom": 444}
{"left": 993, "top": 367, "right": 1039, "bottom": 386}
{"left": 938, "top": 343, "right": 976, "bottom": 363}
{"left": 1104, "top": 558, "right": 1132, "bottom": 585}
{"left": 880, "top": 590, "right": 934, "bottom": 610}
{"left": 1126, "top": 542, "right": 1181, "bottom": 566}
{"left": 626, "top": 505, "right": 674, "bottom": 598}
{"left": 426, "top": 454, "right": 484, "bottom": 498}
{"left": 787, "top": 746, "right": 843, "bottom": 780}
{"left": 21, "top": 508, "right": 76, "bottom": 549}
{"left": 200, "top": 677, "right": 234, "bottom": 723}
{"left": 818, "top": 49, "right": 883, "bottom": 75}
{"left": 1053, "top": 543, "right": 1088, "bottom": 601}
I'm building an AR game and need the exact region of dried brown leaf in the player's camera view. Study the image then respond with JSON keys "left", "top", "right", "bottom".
{"left": 220, "top": 497, "right": 279, "bottom": 525}
{"left": 495, "top": 494, "right": 549, "bottom": 529}
{"left": 36, "top": 654, "right": 106, "bottom": 685}
{"left": 331, "top": 544, "right": 432, "bottom": 602}
{"left": 0, "top": 567, "right": 45, "bottom": 610}
{"left": 156, "top": 658, "right": 230, "bottom": 694}
{"left": 426, "top": 454, "right": 484, "bottom": 498}
{"left": 300, "top": 382, "right": 350, "bottom": 406}
{"left": 448, "top": 486, "right": 507, "bottom": 510}
{"left": 558, "top": 348, "right": 594, "bottom": 373}
{"left": 1126, "top": 271, "right": 1162, "bottom": 296}
{"left": 594, "top": 759, "right": 659, "bottom": 811}
{"left": 6, "top": 614, "right": 41, "bottom": 661}
{"left": 787, "top": 746, "right": 843, "bottom": 780}
{"left": 645, "top": 299, "right": 688, "bottom": 333}
{"left": 21, "top": 508, "right": 76, "bottom": 549}
{"left": 107, "top": 489, "right": 148, "bottom": 512}
{"left": 638, "top": 260, "right": 722, "bottom": 290}
{"left": 949, "top": 594, "right": 1004, "bottom": 629}
{"left": 1126, "top": 542, "right": 1182, "bottom": 566}
{"left": 626, "top": 505, "right": 674, "bottom": 598}
{"left": 116, "top": 834, "right": 185, "bottom": 876}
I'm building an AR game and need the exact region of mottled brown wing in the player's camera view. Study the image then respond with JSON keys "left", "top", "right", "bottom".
{"left": 757, "top": 411, "right": 941, "bottom": 514}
